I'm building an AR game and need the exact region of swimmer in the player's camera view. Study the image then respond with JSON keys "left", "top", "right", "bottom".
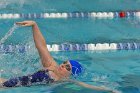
{"left": 0, "top": 21, "right": 118, "bottom": 93}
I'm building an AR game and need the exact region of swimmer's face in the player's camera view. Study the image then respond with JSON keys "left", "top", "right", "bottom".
{"left": 59, "top": 61, "right": 72, "bottom": 77}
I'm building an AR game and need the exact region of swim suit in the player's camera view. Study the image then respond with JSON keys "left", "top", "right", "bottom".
{"left": 2, "top": 69, "right": 54, "bottom": 87}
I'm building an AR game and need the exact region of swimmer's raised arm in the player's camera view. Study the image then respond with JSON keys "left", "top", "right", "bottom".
{"left": 68, "top": 80, "right": 119, "bottom": 93}
{"left": 16, "top": 21, "right": 57, "bottom": 68}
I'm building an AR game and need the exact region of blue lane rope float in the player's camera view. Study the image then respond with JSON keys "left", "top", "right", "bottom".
{"left": 0, "top": 43, "right": 140, "bottom": 53}
{"left": 0, "top": 11, "right": 140, "bottom": 19}
{"left": 0, "top": 44, "right": 29, "bottom": 53}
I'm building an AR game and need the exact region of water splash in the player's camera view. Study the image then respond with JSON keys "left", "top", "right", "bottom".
{"left": 0, "top": 24, "right": 20, "bottom": 44}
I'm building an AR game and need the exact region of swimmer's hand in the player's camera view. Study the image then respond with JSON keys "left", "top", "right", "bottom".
{"left": 111, "top": 90, "right": 122, "bottom": 93}
{"left": 99, "top": 86, "right": 121, "bottom": 93}
{"left": 16, "top": 21, "right": 36, "bottom": 27}
{"left": 68, "top": 80, "right": 120, "bottom": 93}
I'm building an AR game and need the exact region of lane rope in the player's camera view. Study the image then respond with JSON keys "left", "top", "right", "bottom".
{"left": 0, "top": 43, "right": 140, "bottom": 53}
{"left": 0, "top": 11, "right": 140, "bottom": 19}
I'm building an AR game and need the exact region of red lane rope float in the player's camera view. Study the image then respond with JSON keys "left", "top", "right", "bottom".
{"left": 119, "top": 11, "right": 126, "bottom": 18}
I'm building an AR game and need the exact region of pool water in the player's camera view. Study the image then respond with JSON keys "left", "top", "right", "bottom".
{"left": 0, "top": 50, "right": 140, "bottom": 93}
{"left": 0, "top": 0, "right": 140, "bottom": 93}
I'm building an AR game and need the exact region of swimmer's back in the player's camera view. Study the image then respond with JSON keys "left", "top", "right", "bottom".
{"left": 2, "top": 69, "right": 54, "bottom": 87}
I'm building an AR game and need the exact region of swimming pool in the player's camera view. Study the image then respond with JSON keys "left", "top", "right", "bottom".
{"left": 0, "top": 0, "right": 140, "bottom": 93}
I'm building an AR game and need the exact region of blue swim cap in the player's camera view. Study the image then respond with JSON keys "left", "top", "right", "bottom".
{"left": 69, "top": 60, "right": 83, "bottom": 76}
